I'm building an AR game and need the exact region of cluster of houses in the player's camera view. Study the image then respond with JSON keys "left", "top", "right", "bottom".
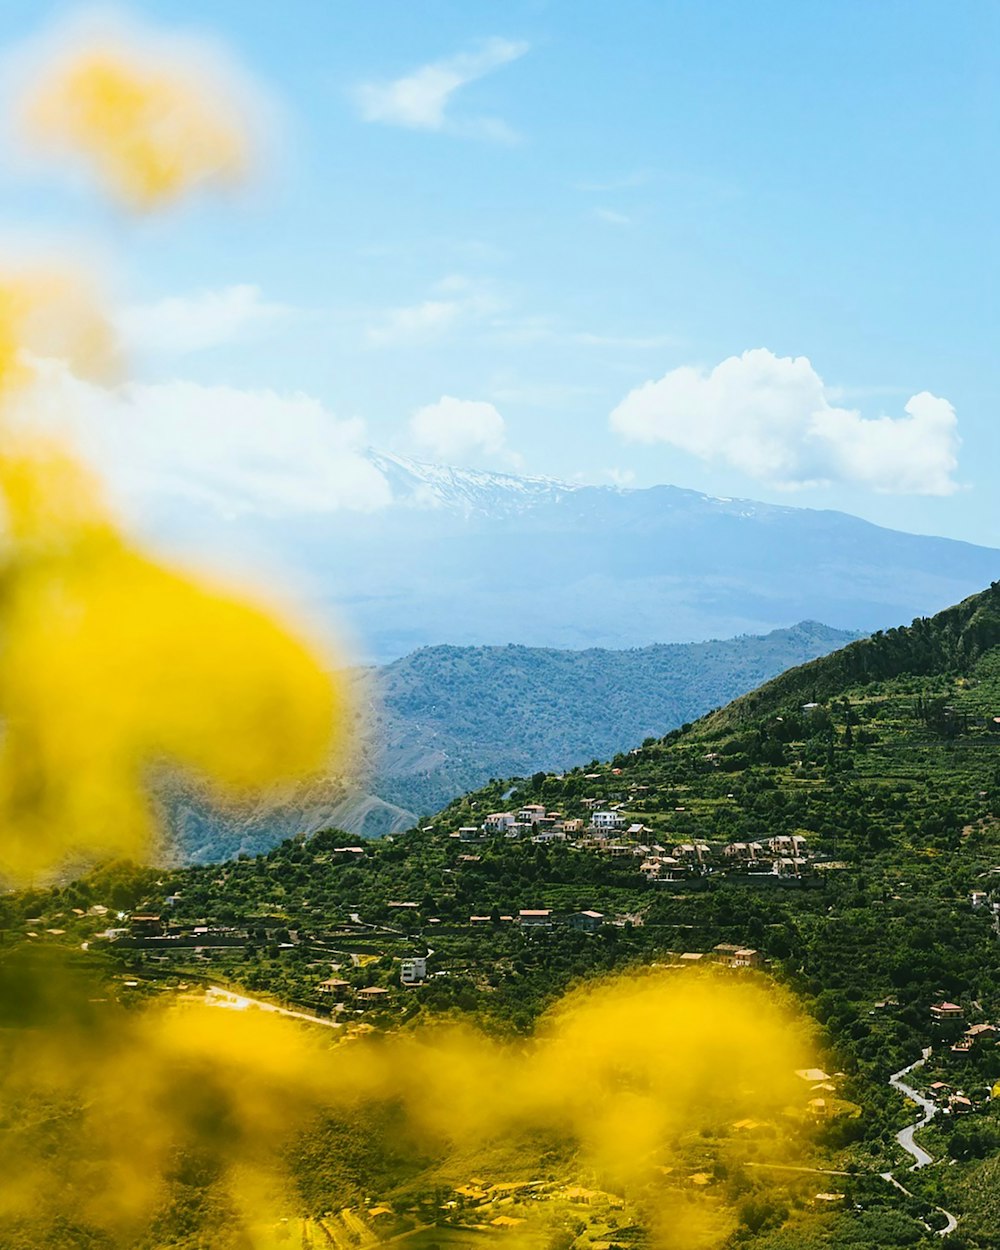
{"left": 930, "top": 1001, "right": 999, "bottom": 1055}
{"left": 926, "top": 1080, "right": 981, "bottom": 1115}
{"left": 315, "top": 955, "right": 430, "bottom": 1005}
{"left": 663, "top": 943, "right": 764, "bottom": 969}
{"left": 457, "top": 811, "right": 817, "bottom": 881}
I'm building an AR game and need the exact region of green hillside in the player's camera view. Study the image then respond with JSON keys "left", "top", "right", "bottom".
{"left": 7, "top": 587, "right": 1000, "bottom": 1248}
{"left": 703, "top": 584, "right": 1000, "bottom": 732}
{"left": 167, "top": 621, "right": 858, "bottom": 860}
{"left": 367, "top": 621, "right": 859, "bottom": 817}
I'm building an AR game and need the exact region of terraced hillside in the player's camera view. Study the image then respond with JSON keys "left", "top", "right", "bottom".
{"left": 9, "top": 585, "right": 1000, "bottom": 1249}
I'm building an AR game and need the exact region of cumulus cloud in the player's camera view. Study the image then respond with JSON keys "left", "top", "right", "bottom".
{"left": 409, "top": 395, "right": 517, "bottom": 466}
{"left": 610, "top": 348, "right": 960, "bottom": 495}
{"left": 13, "top": 363, "right": 392, "bottom": 517}
{"left": 116, "top": 284, "right": 290, "bottom": 357}
{"left": 352, "top": 38, "right": 527, "bottom": 138}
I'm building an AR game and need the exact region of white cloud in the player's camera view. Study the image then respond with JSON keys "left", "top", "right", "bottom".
{"left": 366, "top": 276, "right": 499, "bottom": 347}
{"left": 352, "top": 38, "right": 527, "bottom": 137}
{"left": 117, "top": 284, "right": 290, "bottom": 357}
{"left": 14, "top": 362, "right": 392, "bottom": 518}
{"left": 609, "top": 348, "right": 960, "bottom": 496}
{"left": 409, "top": 395, "right": 517, "bottom": 466}
{"left": 366, "top": 299, "right": 464, "bottom": 347}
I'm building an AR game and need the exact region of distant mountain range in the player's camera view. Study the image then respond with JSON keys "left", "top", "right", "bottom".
{"left": 225, "top": 452, "right": 1000, "bottom": 663}
{"left": 166, "top": 620, "right": 858, "bottom": 861}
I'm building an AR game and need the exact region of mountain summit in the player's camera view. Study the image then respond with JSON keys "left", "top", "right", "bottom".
{"left": 287, "top": 455, "right": 1000, "bottom": 661}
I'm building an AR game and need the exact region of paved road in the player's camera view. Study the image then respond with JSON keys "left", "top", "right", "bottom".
{"left": 888, "top": 1049, "right": 937, "bottom": 1168}
{"left": 203, "top": 985, "right": 342, "bottom": 1029}
{"left": 883, "top": 1048, "right": 958, "bottom": 1236}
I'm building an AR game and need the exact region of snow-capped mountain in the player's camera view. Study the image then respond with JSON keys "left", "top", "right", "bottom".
{"left": 363, "top": 449, "right": 793, "bottom": 523}
{"left": 191, "top": 453, "right": 1000, "bottom": 663}
{"left": 364, "top": 450, "right": 584, "bottom": 517}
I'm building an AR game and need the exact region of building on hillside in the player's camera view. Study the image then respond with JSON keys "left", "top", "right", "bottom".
{"left": 970, "top": 891, "right": 988, "bottom": 908}
{"left": 674, "top": 843, "right": 712, "bottom": 863}
{"left": 129, "top": 914, "right": 163, "bottom": 936}
{"left": 356, "top": 986, "right": 391, "bottom": 1007}
{"left": 518, "top": 909, "right": 553, "bottom": 927}
{"left": 458, "top": 826, "right": 483, "bottom": 842}
{"left": 951, "top": 1022, "right": 996, "bottom": 1052}
{"left": 531, "top": 829, "right": 567, "bottom": 843}
{"left": 769, "top": 835, "right": 808, "bottom": 855}
{"left": 592, "top": 810, "right": 625, "bottom": 831}
{"left": 400, "top": 957, "right": 428, "bottom": 985}
{"left": 568, "top": 910, "right": 604, "bottom": 932}
{"left": 317, "top": 978, "right": 350, "bottom": 999}
{"left": 714, "top": 943, "right": 762, "bottom": 969}
{"left": 641, "top": 855, "right": 685, "bottom": 881}
{"left": 516, "top": 804, "right": 547, "bottom": 825}
{"left": 484, "top": 812, "right": 516, "bottom": 833}
{"left": 930, "top": 1001, "right": 964, "bottom": 1021}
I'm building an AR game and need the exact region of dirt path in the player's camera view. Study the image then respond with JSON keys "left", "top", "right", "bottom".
{"left": 203, "top": 985, "right": 342, "bottom": 1029}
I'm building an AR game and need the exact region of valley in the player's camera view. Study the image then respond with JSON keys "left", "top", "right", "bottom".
{"left": 8, "top": 583, "right": 1000, "bottom": 1247}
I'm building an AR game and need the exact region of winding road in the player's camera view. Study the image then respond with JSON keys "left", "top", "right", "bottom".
{"left": 882, "top": 1048, "right": 958, "bottom": 1236}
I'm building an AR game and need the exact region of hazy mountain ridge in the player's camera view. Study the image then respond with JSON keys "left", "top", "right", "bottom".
{"left": 283, "top": 453, "right": 1000, "bottom": 661}
{"left": 366, "top": 620, "right": 861, "bottom": 814}
{"left": 167, "top": 620, "right": 858, "bottom": 861}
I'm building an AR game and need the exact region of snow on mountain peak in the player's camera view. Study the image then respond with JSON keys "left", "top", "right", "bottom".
{"left": 365, "top": 449, "right": 583, "bottom": 516}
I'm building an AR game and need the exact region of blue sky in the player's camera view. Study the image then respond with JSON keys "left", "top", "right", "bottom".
{"left": 3, "top": 0, "right": 999, "bottom": 546}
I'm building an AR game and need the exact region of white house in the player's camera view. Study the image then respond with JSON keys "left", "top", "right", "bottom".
{"left": 400, "top": 956, "right": 428, "bottom": 985}
{"left": 592, "top": 810, "right": 625, "bottom": 831}
{"left": 484, "top": 812, "right": 516, "bottom": 833}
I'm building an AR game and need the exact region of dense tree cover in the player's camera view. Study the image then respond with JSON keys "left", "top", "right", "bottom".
{"left": 8, "top": 587, "right": 1000, "bottom": 1247}
{"left": 704, "top": 583, "right": 1000, "bottom": 733}
{"left": 367, "top": 621, "right": 858, "bottom": 815}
